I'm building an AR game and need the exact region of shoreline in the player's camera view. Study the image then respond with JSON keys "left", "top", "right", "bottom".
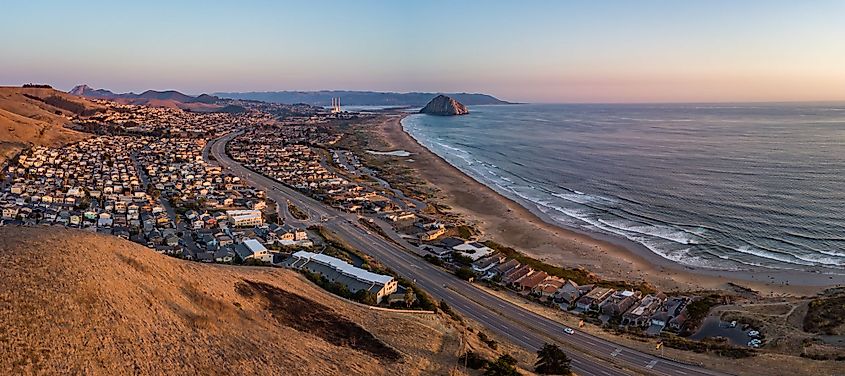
{"left": 367, "top": 112, "right": 844, "bottom": 297}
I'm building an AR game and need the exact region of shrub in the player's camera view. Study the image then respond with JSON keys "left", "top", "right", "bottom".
{"left": 484, "top": 354, "right": 521, "bottom": 376}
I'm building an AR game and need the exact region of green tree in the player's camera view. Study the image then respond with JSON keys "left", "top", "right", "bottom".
{"left": 353, "top": 289, "right": 377, "bottom": 305}
{"left": 484, "top": 354, "right": 520, "bottom": 376}
{"left": 534, "top": 343, "right": 571, "bottom": 375}
{"left": 455, "top": 267, "right": 477, "bottom": 281}
{"left": 452, "top": 253, "right": 474, "bottom": 266}
{"left": 403, "top": 288, "right": 416, "bottom": 307}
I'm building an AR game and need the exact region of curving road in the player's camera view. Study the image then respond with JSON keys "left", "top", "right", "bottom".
{"left": 209, "top": 132, "right": 733, "bottom": 376}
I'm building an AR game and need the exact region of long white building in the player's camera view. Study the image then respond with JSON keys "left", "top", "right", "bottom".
{"left": 287, "top": 251, "right": 398, "bottom": 303}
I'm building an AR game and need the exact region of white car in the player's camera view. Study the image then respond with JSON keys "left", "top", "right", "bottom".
{"left": 747, "top": 330, "right": 760, "bottom": 337}
{"left": 563, "top": 327, "right": 575, "bottom": 335}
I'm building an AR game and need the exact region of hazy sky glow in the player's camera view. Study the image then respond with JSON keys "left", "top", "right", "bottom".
{"left": 2, "top": 0, "right": 844, "bottom": 103}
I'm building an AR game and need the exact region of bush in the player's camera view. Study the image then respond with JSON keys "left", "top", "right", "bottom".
{"left": 804, "top": 294, "right": 845, "bottom": 335}
{"left": 288, "top": 202, "right": 308, "bottom": 220}
{"left": 660, "top": 334, "right": 755, "bottom": 358}
{"left": 423, "top": 254, "right": 444, "bottom": 266}
{"left": 459, "top": 351, "right": 488, "bottom": 369}
{"left": 456, "top": 224, "right": 475, "bottom": 239}
{"left": 478, "top": 331, "right": 498, "bottom": 350}
{"left": 440, "top": 300, "right": 462, "bottom": 322}
{"left": 684, "top": 294, "right": 723, "bottom": 330}
{"left": 413, "top": 285, "right": 438, "bottom": 311}
{"left": 484, "top": 354, "right": 520, "bottom": 376}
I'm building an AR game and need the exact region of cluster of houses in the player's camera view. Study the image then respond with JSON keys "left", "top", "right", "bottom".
{"left": 135, "top": 137, "right": 267, "bottom": 213}
{"left": 131, "top": 135, "right": 314, "bottom": 261}
{"left": 74, "top": 100, "right": 269, "bottom": 138}
{"left": 422, "top": 236, "right": 697, "bottom": 335}
{"left": 0, "top": 131, "right": 315, "bottom": 267}
{"left": 185, "top": 221, "right": 313, "bottom": 264}
{"left": 229, "top": 126, "right": 401, "bottom": 214}
{"left": 0, "top": 137, "right": 168, "bottom": 241}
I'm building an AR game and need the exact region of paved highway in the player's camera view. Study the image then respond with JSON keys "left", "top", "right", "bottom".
{"left": 209, "top": 132, "right": 732, "bottom": 376}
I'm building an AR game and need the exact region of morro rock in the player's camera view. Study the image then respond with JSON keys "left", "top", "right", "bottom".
{"left": 419, "top": 94, "right": 469, "bottom": 116}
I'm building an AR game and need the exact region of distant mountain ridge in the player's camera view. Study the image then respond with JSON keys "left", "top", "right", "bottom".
{"left": 213, "top": 90, "right": 511, "bottom": 106}
{"left": 69, "top": 84, "right": 220, "bottom": 104}
{"left": 69, "top": 84, "right": 237, "bottom": 112}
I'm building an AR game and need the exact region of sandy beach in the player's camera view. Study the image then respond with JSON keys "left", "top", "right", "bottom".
{"left": 364, "top": 113, "right": 845, "bottom": 297}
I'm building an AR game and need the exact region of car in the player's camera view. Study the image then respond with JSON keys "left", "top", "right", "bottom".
{"left": 563, "top": 327, "right": 575, "bottom": 335}
{"left": 747, "top": 330, "right": 760, "bottom": 337}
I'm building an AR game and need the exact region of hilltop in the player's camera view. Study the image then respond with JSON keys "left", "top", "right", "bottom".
{"left": 0, "top": 86, "right": 100, "bottom": 164}
{"left": 69, "top": 84, "right": 241, "bottom": 113}
{"left": 420, "top": 95, "right": 469, "bottom": 116}
{"left": 214, "top": 90, "right": 511, "bottom": 106}
{"left": 0, "top": 227, "right": 470, "bottom": 375}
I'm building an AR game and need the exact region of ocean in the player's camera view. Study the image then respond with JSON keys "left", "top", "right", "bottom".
{"left": 402, "top": 103, "right": 845, "bottom": 273}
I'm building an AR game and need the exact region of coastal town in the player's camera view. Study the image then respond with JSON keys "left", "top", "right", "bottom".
{"left": 1, "top": 87, "right": 842, "bottom": 374}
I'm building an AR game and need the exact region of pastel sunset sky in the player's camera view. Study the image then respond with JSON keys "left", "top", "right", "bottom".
{"left": 2, "top": 0, "right": 844, "bottom": 103}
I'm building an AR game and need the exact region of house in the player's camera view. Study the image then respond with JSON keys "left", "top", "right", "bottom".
{"left": 438, "top": 237, "right": 465, "bottom": 249}
{"left": 648, "top": 296, "right": 690, "bottom": 334}
{"left": 501, "top": 264, "right": 534, "bottom": 285}
{"left": 423, "top": 245, "right": 452, "bottom": 259}
{"left": 600, "top": 290, "right": 642, "bottom": 317}
{"left": 515, "top": 271, "right": 549, "bottom": 293}
{"left": 668, "top": 297, "right": 693, "bottom": 331}
{"left": 623, "top": 293, "right": 666, "bottom": 327}
{"left": 532, "top": 277, "right": 565, "bottom": 300}
{"left": 647, "top": 311, "right": 670, "bottom": 336}
{"left": 243, "top": 238, "right": 272, "bottom": 263}
{"left": 286, "top": 251, "right": 398, "bottom": 303}
{"left": 214, "top": 247, "right": 235, "bottom": 263}
{"left": 575, "top": 287, "right": 615, "bottom": 311}
{"left": 164, "top": 234, "right": 180, "bottom": 247}
{"left": 553, "top": 280, "right": 582, "bottom": 306}
{"left": 452, "top": 242, "right": 494, "bottom": 261}
{"left": 233, "top": 243, "right": 253, "bottom": 261}
{"left": 488, "top": 259, "right": 521, "bottom": 280}
{"left": 420, "top": 226, "right": 446, "bottom": 241}
{"left": 385, "top": 212, "right": 415, "bottom": 222}
{"left": 1, "top": 206, "right": 19, "bottom": 219}
{"left": 226, "top": 209, "right": 263, "bottom": 227}
{"left": 471, "top": 255, "right": 503, "bottom": 274}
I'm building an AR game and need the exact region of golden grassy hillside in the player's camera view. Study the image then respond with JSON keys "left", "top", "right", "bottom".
{"left": 0, "top": 227, "right": 469, "bottom": 375}
{"left": 0, "top": 87, "right": 100, "bottom": 165}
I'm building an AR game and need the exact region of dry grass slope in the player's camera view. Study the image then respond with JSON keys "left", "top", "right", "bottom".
{"left": 0, "top": 227, "right": 466, "bottom": 375}
{"left": 0, "top": 87, "right": 102, "bottom": 165}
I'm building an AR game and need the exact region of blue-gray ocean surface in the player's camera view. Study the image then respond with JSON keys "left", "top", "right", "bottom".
{"left": 402, "top": 103, "right": 845, "bottom": 273}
